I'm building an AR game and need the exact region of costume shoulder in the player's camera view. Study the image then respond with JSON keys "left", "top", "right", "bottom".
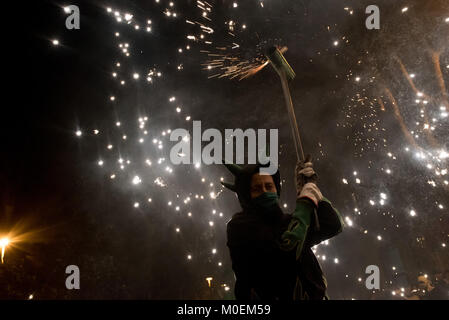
{"left": 227, "top": 211, "right": 250, "bottom": 229}
{"left": 227, "top": 211, "right": 292, "bottom": 248}
{"left": 226, "top": 212, "right": 253, "bottom": 246}
{"left": 227, "top": 211, "right": 291, "bottom": 231}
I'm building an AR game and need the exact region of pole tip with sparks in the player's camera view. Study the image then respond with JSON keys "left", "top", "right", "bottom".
{"left": 266, "top": 46, "right": 296, "bottom": 81}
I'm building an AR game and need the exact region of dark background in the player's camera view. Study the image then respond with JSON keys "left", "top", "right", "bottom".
{"left": 1, "top": 0, "right": 448, "bottom": 299}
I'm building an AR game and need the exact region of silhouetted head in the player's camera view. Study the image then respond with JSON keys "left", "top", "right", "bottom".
{"left": 221, "top": 163, "right": 281, "bottom": 211}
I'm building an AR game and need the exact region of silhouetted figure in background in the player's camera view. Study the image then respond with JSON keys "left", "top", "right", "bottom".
{"left": 417, "top": 274, "right": 449, "bottom": 300}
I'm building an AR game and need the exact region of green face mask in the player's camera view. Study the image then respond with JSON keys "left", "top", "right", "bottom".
{"left": 251, "top": 192, "right": 279, "bottom": 209}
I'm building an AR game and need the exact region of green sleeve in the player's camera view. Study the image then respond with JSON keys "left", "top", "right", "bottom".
{"left": 280, "top": 198, "right": 315, "bottom": 260}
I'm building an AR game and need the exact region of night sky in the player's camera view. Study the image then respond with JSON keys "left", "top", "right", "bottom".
{"left": 1, "top": 0, "right": 448, "bottom": 299}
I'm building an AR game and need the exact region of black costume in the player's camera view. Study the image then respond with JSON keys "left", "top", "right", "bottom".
{"left": 222, "top": 163, "right": 344, "bottom": 300}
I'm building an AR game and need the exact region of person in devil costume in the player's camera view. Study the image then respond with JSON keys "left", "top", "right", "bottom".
{"left": 222, "top": 157, "right": 344, "bottom": 300}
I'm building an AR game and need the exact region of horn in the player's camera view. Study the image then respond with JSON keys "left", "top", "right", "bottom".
{"left": 223, "top": 163, "right": 243, "bottom": 176}
{"left": 221, "top": 181, "right": 237, "bottom": 192}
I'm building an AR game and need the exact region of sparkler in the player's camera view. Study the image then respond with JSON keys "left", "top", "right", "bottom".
{"left": 205, "top": 276, "right": 213, "bottom": 287}
{"left": 0, "top": 237, "right": 9, "bottom": 263}
{"left": 0, "top": 238, "right": 9, "bottom": 263}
